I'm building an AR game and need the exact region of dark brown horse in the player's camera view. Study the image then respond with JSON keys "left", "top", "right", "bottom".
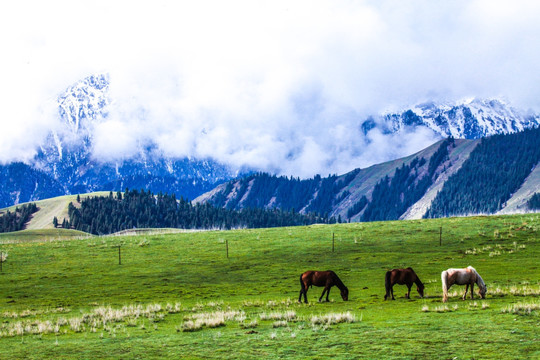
{"left": 299, "top": 270, "right": 349, "bottom": 303}
{"left": 384, "top": 267, "right": 425, "bottom": 300}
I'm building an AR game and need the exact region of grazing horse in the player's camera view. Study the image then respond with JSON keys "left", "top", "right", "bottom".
{"left": 441, "top": 266, "right": 486, "bottom": 302}
{"left": 384, "top": 267, "right": 425, "bottom": 300}
{"left": 299, "top": 270, "right": 348, "bottom": 303}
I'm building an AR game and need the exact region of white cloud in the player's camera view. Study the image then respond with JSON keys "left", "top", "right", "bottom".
{"left": 1, "top": 0, "right": 540, "bottom": 176}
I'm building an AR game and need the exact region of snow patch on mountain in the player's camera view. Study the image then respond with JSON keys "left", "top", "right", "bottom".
{"left": 58, "top": 73, "right": 109, "bottom": 135}
{"left": 378, "top": 98, "right": 540, "bottom": 139}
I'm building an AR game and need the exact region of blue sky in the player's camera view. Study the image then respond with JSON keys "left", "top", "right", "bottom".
{"left": 1, "top": 0, "right": 540, "bottom": 176}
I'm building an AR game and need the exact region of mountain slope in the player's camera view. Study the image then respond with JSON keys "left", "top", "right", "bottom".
{"left": 195, "top": 138, "right": 481, "bottom": 220}
{"left": 497, "top": 163, "right": 540, "bottom": 214}
{"left": 196, "top": 128, "right": 540, "bottom": 220}
{"left": 425, "top": 127, "right": 540, "bottom": 217}
{"left": 0, "top": 162, "right": 66, "bottom": 207}
{"left": 400, "top": 139, "right": 479, "bottom": 219}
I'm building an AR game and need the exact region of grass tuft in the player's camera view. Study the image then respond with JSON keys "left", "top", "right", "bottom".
{"left": 501, "top": 301, "right": 540, "bottom": 315}
{"left": 310, "top": 312, "right": 356, "bottom": 325}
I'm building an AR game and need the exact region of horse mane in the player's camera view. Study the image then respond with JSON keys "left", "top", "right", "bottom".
{"left": 470, "top": 267, "right": 486, "bottom": 290}
{"left": 414, "top": 274, "right": 424, "bottom": 289}
{"left": 331, "top": 271, "right": 347, "bottom": 291}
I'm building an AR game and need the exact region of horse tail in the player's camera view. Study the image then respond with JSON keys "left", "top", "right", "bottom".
{"left": 384, "top": 271, "right": 392, "bottom": 300}
{"left": 441, "top": 270, "right": 449, "bottom": 303}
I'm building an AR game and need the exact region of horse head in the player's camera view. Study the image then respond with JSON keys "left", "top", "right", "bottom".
{"left": 417, "top": 283, "right": 425, "bottom": 298}
{"left": 479, "top": 284, "right": 487, "bottom": 299}
{"left": 340, "top": 287, "right": 349, "bottom": 301}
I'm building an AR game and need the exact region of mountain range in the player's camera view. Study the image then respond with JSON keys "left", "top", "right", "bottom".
{"left": 1, "top": 74, "right": 539, "bottom": 210}
{"left": 0, "top": 74, "right": 234, "bottom": 208}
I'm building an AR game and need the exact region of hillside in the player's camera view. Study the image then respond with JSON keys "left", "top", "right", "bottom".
{"left": 196, "top": 127, "right": 540, "bottom": 220}
{"left": 0, "top": 192, "right": 109, "bottom": 231}
{"left": 195, "top": 138, "right": 481, "bottom": 220}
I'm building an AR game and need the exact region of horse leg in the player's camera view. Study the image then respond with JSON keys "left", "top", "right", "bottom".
{"left": 406, "top": 285, "right": 412, "bottom": 299}
{"left": 299, "top": 282, "right": 308, "bottom": 304}
{"left": 325, "top": 287, "right": 331, "bottom": 302}
{"left": 463, "top": 284, "right": 469, "bottom": 300}
{"left": 470, "top": 283, "right": 474, "bottom": 300}
{"left": 319, "top": 288, "right": 327, "bottom": 302}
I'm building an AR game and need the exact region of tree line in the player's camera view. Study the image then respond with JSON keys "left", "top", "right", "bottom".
{"left": 62, "top": 189, "right": 329, "bottom": 235}
{"left": 0, "top": 203, "right": 38, "bottom": 233}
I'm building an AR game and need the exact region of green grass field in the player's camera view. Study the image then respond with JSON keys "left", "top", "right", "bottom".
{"left": 0, "top": 214, "right": 538, "bottom": 359}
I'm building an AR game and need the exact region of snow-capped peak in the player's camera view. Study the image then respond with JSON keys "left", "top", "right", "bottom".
{"left": 57, "top": 73, "right": 109, "bottom": 135}
{"left": 381, "top": 97, "right": 539, "bottom": 139}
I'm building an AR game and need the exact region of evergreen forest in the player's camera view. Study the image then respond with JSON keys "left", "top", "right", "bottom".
{"left": 209, "top": 170, "right": 359, "bottom": 218}
{"left": 0, "top": 203, "right": 38, "bottom": 233}
{"left": 65, "top": 189, "right": 328, "bottom": 235}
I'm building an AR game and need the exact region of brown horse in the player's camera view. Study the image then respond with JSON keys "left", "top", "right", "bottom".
{"left": 384, "top": 267, "right": 425, "bottom": 300}
{"left": 299, "top": 270, "right": 349, "bottom": 303}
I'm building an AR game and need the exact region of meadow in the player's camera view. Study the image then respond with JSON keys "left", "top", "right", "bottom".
{"left": 0, "top": 214, "right": 538, "bottom": 359}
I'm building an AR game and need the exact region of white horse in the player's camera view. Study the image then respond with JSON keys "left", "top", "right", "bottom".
{"left": 441, "top": 266, "right": 486, "bottom": 303}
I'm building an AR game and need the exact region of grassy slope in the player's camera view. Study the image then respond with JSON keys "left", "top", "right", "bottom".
{"left": 0, "top": 192, "right": 110, "bottom": 231}
{"left": 0, "top": 228, "right": 91, "bottom": 243}
{"left": 0, "top": 214, "right": 538, "bottom": 359}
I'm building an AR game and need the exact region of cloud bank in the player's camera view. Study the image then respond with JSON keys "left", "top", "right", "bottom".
{"left": 1, "top": 0, "right": 540, "bottom": 177}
